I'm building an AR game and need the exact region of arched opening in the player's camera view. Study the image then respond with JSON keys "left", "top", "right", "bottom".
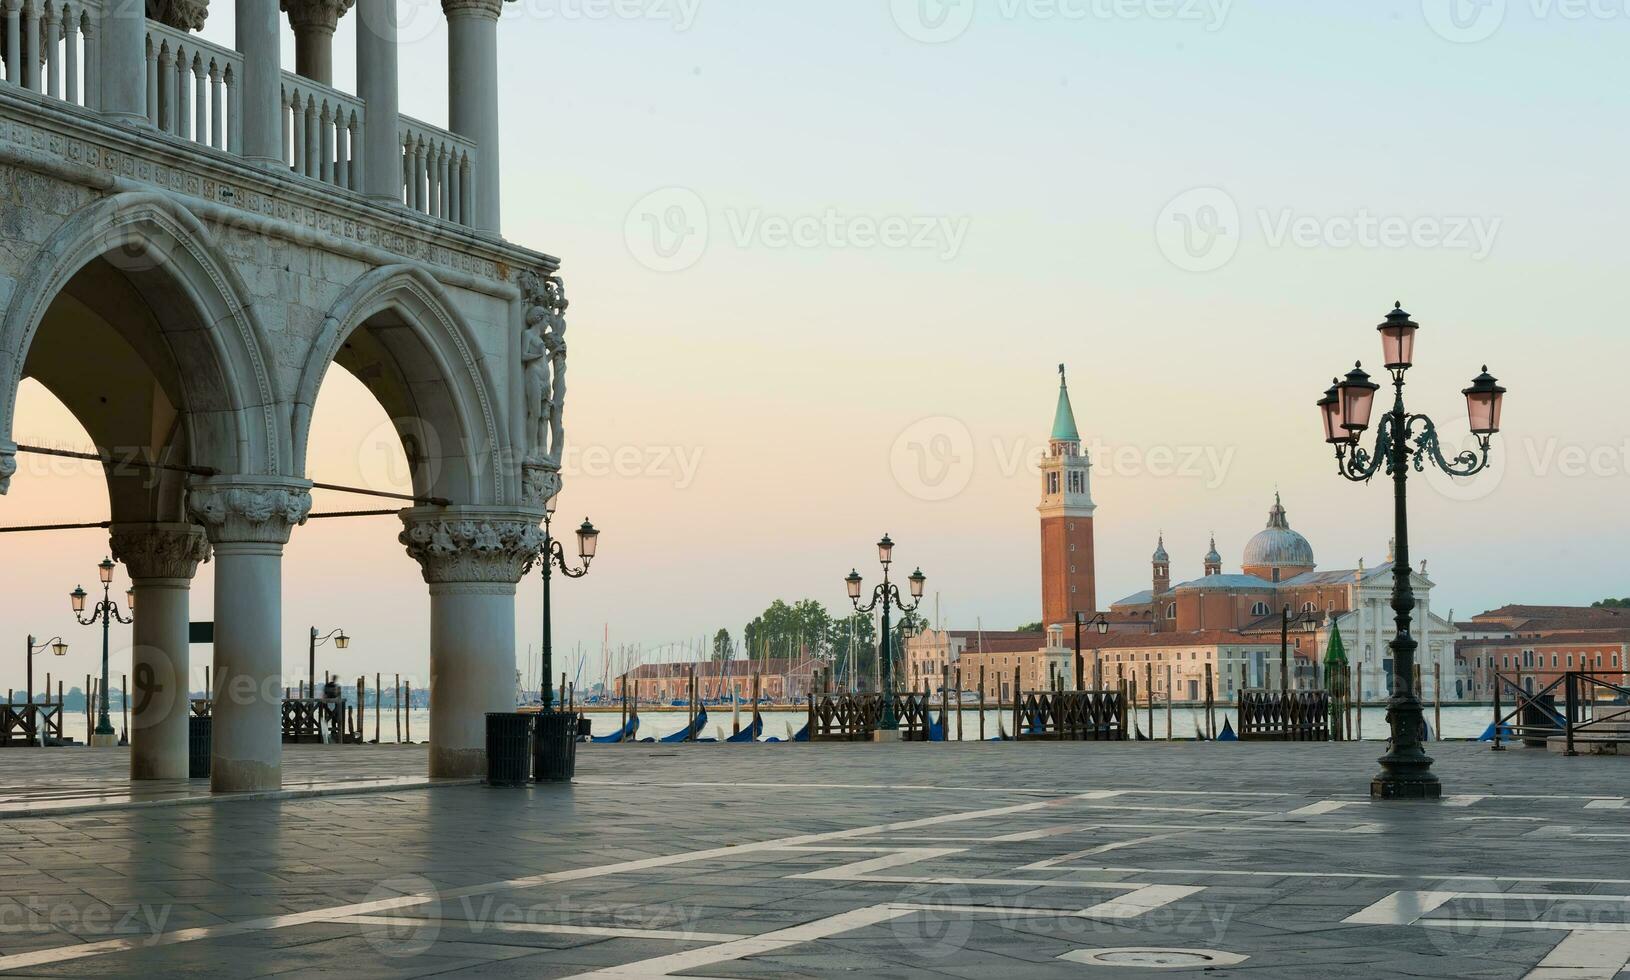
{"left": 1, "top": 379, "right": 150, "bottom": 747}
{"left": 0, "top": 196, "right": 275, "bottom": 776}
{"left": 292, "top": 266, "right": 508, "bottom": 508}
{"left": 286, "top": 365, "right": 429, "bottom": 716}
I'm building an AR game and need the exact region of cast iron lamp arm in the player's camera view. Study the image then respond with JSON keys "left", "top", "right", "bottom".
{"left": 1405, "top": 413, "right": 1490, "bottom": 477}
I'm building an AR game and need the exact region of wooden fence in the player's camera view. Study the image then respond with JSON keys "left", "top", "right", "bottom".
{"left": 1237, "top": 689, "right": 1330, "bottom": 741}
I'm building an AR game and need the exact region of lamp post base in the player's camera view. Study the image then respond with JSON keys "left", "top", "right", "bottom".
{"left": 1370, "top": 773, "right": 1442, "bottom": 800}
{"left": 89, "top": 732, "right": 118, "bottom": 748}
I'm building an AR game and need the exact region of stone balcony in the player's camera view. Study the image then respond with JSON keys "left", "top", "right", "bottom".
{"left": 0, "top": 0, "right": 534, "bottom": 270}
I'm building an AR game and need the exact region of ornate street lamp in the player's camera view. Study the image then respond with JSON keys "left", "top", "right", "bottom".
{"left": 844, "top": 534, "right": 926, "bottom": 733}
{"left": 534, "top": 495, "right": 598, "bottom": 711}
{"left": 70, "top": 558, "right": 132, "bottom": 747}
{"left": 1321, "top": 302, "right": 1506, "bottom": 799}
{"left": 309, "top": 627, "right": 350, "bottom": 698}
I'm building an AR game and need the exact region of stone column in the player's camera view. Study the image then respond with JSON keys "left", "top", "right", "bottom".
{"left": 281, "top": 0, "right": 352, "bottom": 85}
{"left": 400, "top": 507, "right": 543, "bottom": 777}
{"left": 443, "top": 0, "right": 503, "bottom": 232}
{"left": 99, "top": 0, "right": 154, "bottom": 123}
{"left": 355, "top": 0, "right": 399, "bottom": 200}
{"left": 189, "top": 478, "right": 311, "bottom": 792}
{"left": 109, "top": 523, "right": 210, "bottom": 780}
{"left": 237, "top": 0, "right": 284, "bottom": 166}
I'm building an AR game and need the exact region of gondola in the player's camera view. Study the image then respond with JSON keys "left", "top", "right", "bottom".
{"left": 659, "top": 706, "right": 708, "bottom": 743}
{"left": 590, "top": 716, "right": 638, "bottom": 743}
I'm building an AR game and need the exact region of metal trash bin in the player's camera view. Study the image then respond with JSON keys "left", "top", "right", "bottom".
{"left": 1522, "top": 693, "right": 1559, "bottom": 748}
{"left": 188, "top": 715, "right": 211, "bottom": 779}
{"left": 486, "top": 712, "right": 533, "bottom": 786}
{"left": 533, "top": 711, "right": 578, "bottom": 782}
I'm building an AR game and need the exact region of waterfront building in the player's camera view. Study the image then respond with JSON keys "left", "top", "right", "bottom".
{"left": 615, "top": 660, "right": 816, "bottom": 703}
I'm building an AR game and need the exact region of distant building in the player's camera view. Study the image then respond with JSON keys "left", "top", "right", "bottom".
{"left": 614, "top": 659, "right": 814, "bottom": 703}
{"left": 1456, "top": 631, "right": 1630, "bottom": 699}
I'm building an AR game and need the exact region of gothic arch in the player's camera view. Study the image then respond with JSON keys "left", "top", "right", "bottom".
{"left": 0, "top": 191, "right": 283, "bottom": 481}
{"left": 294, "top": 264, "right": 507, "bottom": 507}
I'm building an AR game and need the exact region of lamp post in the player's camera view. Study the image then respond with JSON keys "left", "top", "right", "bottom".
{"left": 23, "top": 634, "right": 67, "bottom": 745}
{"left": 70, "top": 558, "right": 132, "bottom": 747}
{"left": 534, "top": 497, "right": 598, "bottom": 711}
{"left": 845, "top": 534, "right": 926, "bottom": 733}
{"left": 308, "top": 627, "right": 350, "bottom": 698}
{"left": 1319, "top": 302, "right": 1506, "bottom": 799}
{"left": 1074, "top": 611, "right": 1110, "bottom": 691}
{"left": 1278, "top": 606, "right": 1320, "bottom": 692}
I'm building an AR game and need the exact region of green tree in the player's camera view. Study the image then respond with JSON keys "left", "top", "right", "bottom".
{"left": 1014, "top": 620, "right": 1043, "bottom": 633}
{"left": 711, "top": 628, "right": 733, "bottom": 661}
{"left": 1592, "top": 598, "right": 1630, "bottom": 608}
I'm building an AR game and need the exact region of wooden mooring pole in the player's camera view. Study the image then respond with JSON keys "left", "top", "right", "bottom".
{"left": 978, "top": 665, "right": 986, "bottom": 741}
{"left": 395, "top": 673, "right": 401, "bottom": 743}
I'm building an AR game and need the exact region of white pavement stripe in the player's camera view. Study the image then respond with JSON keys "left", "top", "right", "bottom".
{"left": 1444, "top": 795, "right": 1485, "bottom": 807}
{"left": 330, "top": 914, "right": 747, "bottom": 943}
{"left": 1526, "top": 931, "right": 1630, "bottom": 980}
{"left": 787, "top": 847, "right": 965, "bottom": 879}
{"left": 1343, "top": 891, "right": 1459, "bottom": 925}
{"left": 560, "top": 904, "right": 914, "bottom": 979}
{"left": 1285, "top": 800, "right": 1355, "bottom": 816}
{"left": 1079, "top": 885, "right": 1206, "bottom": 920}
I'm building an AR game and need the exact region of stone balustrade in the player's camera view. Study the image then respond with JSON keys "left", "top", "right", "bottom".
{"left": 280, "top": 73, "right": 363, "bottom": 190}
{"left": 400, "top": 115, "right": 477, "bottom": 228}
{"left": 1, "top": 1, "right": 497, "bottom": 233}
{"left": 2, "top": 0, "right": 101, "bottom": 109}
{"left": 145, "top": 21, "right": 239, "bottom": 151}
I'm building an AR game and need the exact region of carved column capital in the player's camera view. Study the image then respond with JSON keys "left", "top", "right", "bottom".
{"left": 280, "top": 0, "right": 353, "bottom": 33}
{"left": 146, "top": 0, "right": 209, "bottom": 31}
{"left": 441, "top": 0, "right": 504, "bottom": 18}
{"left": 187, "top": 478, "right": 313, "bottom": 547}
{"left": 0, "top": 441, "right": 16, "bottom": 495}
{"left": 109, "top": 523, "right": 212, "bottom": 581}
{"left": 399, "top": 506, "right": 545, "bottom": 588}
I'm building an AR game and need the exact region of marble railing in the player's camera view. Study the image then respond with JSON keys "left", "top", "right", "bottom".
{"left": 400, "top": 115, "right": 477, "bottom": 228}
{"left": 2, "top": 11, "right": 480, "bottom": 230}
{"left": 280, "top": 74, "right": 364, "bottom": 191}
{"left": 145, "top": 21, "right": 240, "bottom": 151}
{"left": 2, "top": 0, "right": 101, "bottom": 109}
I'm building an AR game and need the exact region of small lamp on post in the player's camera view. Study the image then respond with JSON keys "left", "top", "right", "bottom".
{"left": 535, "top": 504, "right": 598, "bottom": 711}
{"left": 1072, "top": 611, "right": 1111, "bottom": 692}
{"left": 70, "top": 557, "right": 132, "bottom": 747}
{"left": 22, "top": 634, "right": 67, "bottom": 743}
{"left": 308, "top": 627, "right": 349, "bottom": 698}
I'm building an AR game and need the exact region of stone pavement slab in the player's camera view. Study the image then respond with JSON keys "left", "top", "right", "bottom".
{"left": 1, "top": 740, "right": 1629, "bottom": 978}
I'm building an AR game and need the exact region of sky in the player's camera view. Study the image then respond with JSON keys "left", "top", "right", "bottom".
{"left": 4, "top": 0, "right": 1630, "bottom": 695}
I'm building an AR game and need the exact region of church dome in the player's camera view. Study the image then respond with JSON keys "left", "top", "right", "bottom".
{"left": 1203, "top": 536, "right": 1222, "bottom": 566}
{"left": 1152, "top": 535, "right": 1168, "bottom": 563}
{"left": 1242, "top": 493, "right": 1314, "bottom": 573}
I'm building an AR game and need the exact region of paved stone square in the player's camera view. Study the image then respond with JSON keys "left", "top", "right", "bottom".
{"left": 1, "top": 741, "right": 1628, "bottom": 978}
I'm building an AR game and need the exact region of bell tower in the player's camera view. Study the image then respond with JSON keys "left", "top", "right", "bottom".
{"left": 1039, "top": 365, "right": 1095, "bottom": 626}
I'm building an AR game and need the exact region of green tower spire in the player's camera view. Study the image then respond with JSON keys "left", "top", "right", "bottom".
{"left": 1052, "top": 364, "right": 1081, "bottom": 442}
